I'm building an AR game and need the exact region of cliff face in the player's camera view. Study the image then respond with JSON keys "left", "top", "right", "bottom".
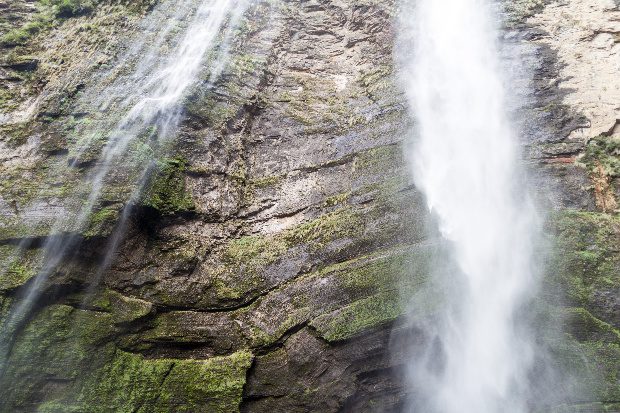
{"left": 0, "top": 0, "right": 618, "bottom": 412}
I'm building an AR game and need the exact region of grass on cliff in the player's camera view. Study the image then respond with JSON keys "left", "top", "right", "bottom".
{"left": 0, "top": 0, "right": 155, "bottom": 47}
{"left": 0, "top": 14, "right": 54, "bottom": 47}
{"left": 0, "top": 0, "right": 93, "bottom": 47}
{"left": 581, "top": 136, "right": 620, "bottom": 178}
{"left": 41, "top": 0, "right": 100, "bottom": 17}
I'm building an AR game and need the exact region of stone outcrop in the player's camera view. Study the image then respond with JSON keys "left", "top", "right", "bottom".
{"left": 0, "top": 0, "right": 618, "bottom": 412}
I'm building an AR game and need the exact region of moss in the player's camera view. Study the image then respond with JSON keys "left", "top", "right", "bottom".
{"left": 359, "top": 66, "right": 392, "bottom": 91}
{"left": 287, "top": 208, "right": 361, "bottom": 247}
{"left": 0, "top": 13, "right": 54, "bottom": 47}
{"left": 564, "top": 307, "right": 620, "bottom": 343}
{"left": 0, "top": 305, "right": 116, "bottom": 409}
{"left": 32, "top": 349, "right": 252, "bottom": 412}
{"left": 91, "top": 289, "right": 153, "bottom": 324}
{"left": 503, "top": 0, "right": 549, "bottom": 25}
{"left": 41, "top": 0, "right": 100, "bottom": 18}
{"left": 214, "top": 235, "right": 287, "bottom": 300}
{"left": 245, "top": 246, "right": 434, "bottom": 346}
{"left": 215, "top": 206, "right": 363, "bottom": 300}
{"left": 311, "top": 291, "right": 402, "bottom": 342}
{"left": 1, "top": 303, "right": 252, "bottom": 412}
{"left": 231, "top": 53, "right": 263, "bottom": 77}
{"left": 581, "top": 135, "right": 620, "bottom": 178}
{"left": 309, "top": 246, "right": 434, "bottom": 342}
{"left": 250, "top": 175, "right": 282, "bottom": 189}
{"left": 35, "top": 344, "right": 169, "bottom": 412}
{"left": 0, "top": 245, "right": 43, "bottom": 291}
{"left": 70, "top": 349, "right": 252, "bottom": 413}
{"left": 543, "top": 210, "right": 620, "bottom": 405}
{"left": 549, "top": 339, "right": 620, "bottom": 405}
{"left": 350, "top": 145, "right": 411, "bottom": 204}
{"left": 323, "top": 192, "right": 350, "bottom": 207}
{"left": 152, "top": 246, "right": 433, "bottom": 350}
{"left": 137, "top": 310, "right": 243, "bottom": 349}
{"left": 185, "top": 90, "right": 239, "bottom": 128}
{"left": 141, "top": 158, "right": 195, "bottom": 215}
{"left": 209, "top": 192, "right": 421, "bottom": 304}
{"left": 0, "top": 0, "right": 102, "bottom": 47}
{"left": 272, "top": 72, "right": 372, "bottom": 134}
{"left": 0, "top": 0, "right": 151, "bottom": 48}
{"left": 548, "top": 211, "right": 619, "bottom": 307}
{"left": 223, "top": 235, "right": 286, "bottom": 269}
{"left": 0, "top": 295, "right": 13, "bottom": 327}
{"left": 142, "top": 350, "right": 253, "bottom": 413}
{"left": 247, "top": 309, "right": 313, "bottom": 348}
{"left": 183, "top": 55, "right": 267, "bottom": 129}
{"left": 357, "top": 65, "right": 395, "bottom": 101}
{"left": 353, "top": 144, "right": 402, "bottom": 173}
{"left": 2, "top": 262, "right": 37, "bottom": 291}
{"left": 132, "top": 140, "right": 156, "bottom": 164}
{"left": 83, "top": 205, "right": 121, "bottom": 238}
{"left": 0, "top": 122, "right": 34, "bottom": 147}
{"left": 0, "top": 151, "right": 81, "bottom": 216}
{"left": 0, "top": 89, "right": 20, "bottom": 113}
{"left": 338, "top": 248, "right": 429, "bottom": 293}
{"left": 578, "top": 136, "right": 620, "bottom": 212}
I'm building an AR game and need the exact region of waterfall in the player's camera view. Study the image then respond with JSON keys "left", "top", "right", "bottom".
{"left": 0, "top": 0, "right": 250, "bottom": 368}
{"left": 398, "top": 0, "right": 541, "bottom": 412}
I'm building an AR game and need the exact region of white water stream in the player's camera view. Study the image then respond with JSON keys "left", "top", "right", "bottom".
{"left": 69, "top": 0, "right": 249, "bottom": 228}
{"left": 399, "top": 0, "right": 540, "bottom": 411}
{"left": 0, "top": 0, "right": 250, "bottom": 367}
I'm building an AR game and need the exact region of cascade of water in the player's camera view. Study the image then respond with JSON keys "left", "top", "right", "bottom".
{"left": 398, "top": 0, "right": 540, "bottom": 412}
{"left": 0, "top": 0, "right": 250, "bottom": 367}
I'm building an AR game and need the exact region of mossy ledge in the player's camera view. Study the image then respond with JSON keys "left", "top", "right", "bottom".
{"left": 0, "top": 304, "right": 253, "bottom": 412}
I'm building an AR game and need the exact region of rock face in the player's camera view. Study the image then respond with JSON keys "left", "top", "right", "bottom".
{"left": 0, "top": 0, "right": 618, "bottom": 412}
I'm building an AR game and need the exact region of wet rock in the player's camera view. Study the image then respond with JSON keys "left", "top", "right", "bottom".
{"left": 0, "top": 0, "right": 617, "bottom": 411}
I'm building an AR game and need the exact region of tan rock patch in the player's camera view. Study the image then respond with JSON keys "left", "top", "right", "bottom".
{"left": 529, "top": 0, "right": 620, "bottom": 140}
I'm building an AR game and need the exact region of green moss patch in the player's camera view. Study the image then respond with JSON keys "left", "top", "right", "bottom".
{"left": 548, "top": 211, "right": 619, "bottom": 307}
{"left": 249, "top": 175, "right": 282, "bottom": 189}
{"left": 1, "top": 303, "right": 252, "bottom": 412}
{"left": 0, "top": 0, "right": 99, "bottom": 48}
{"left": 0, "top": 245, "right": 44, "bottom": 292}
{"left": 143, "top": 350, "right": 253, "bottom": 413}
{"left": 543, "top": 210, "right": 620, "bottom": 405}
{"left": 212, "top": 207, "right": 363, "bottom": 301}
{"left": 90, "top": 289, "right": 153, "bottom": 325}
{"left": 311, "top": 290, "right": 403, "bottom": 342}
{"left": 83, "top": 205, "right": 121, "bottom": 238}
{"left": 71, "top": 349, "right": 253, "bottom": 413}
{"left": 549, "top": 339, "right": 620, "bottom": 405}
{"left": 581, "top": 136, "right": 620, "bottom": 179}
{"left": 41, "top": 0, "right": 101, "bottom": 18}
{"left": 141, "top": 158, "right": 195, "bottom": 215}
{"left": 308, "top": 246, "right": 434, "bottom": 342}
{"left": 564, "top": 307, "right": 620, "bottom": 343}
{"left": 244, "top": 246, "right": 433, "bottom": 346}
{"left": 0, "top": 13, "right": 54, "bottom": 47}
{"left": 578, "top": 135, "right": 619, "bottom": 212}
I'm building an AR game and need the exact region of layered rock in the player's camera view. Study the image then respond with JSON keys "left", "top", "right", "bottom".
{"left": 0, "top": 0, "right": 618, "bottom": 412}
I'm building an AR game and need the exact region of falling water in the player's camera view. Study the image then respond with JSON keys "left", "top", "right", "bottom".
{"left": 398, "top": 0, "right": 540, "bottom": 412}
{"left": 0, "top": 0, "right": 250, "bottom": 368}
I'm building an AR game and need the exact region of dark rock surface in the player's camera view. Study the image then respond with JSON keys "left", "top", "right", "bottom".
{"left": 0, "top": 0, "right": 617, "bottom": 412}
